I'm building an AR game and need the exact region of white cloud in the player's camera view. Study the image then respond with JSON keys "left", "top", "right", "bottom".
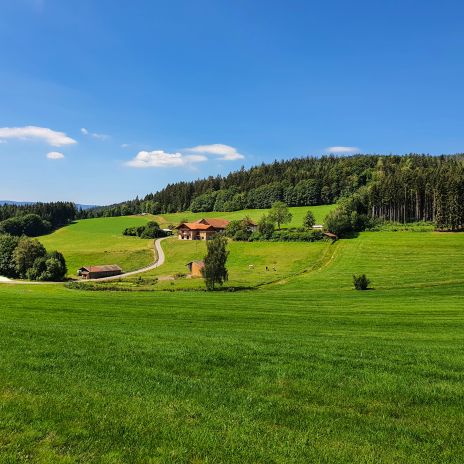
{"left": 126, "top": 150, "right": 207, "bottom": 168}
{"left": 325, "top": 146, "right": 359, "bottom": 154}
{"left": 0, "top": 126, "right": 77, "bottom": 147}
{"left": 81, "top": 127, "right": 110, "bottom": 141}
{"left": 121, "top": 143, "right": 130, "bottom": 148}
{"left": 46, "top": 151, "right": 65, "bottom": 159}
{"left": 186, "top": 143, "right": 245, "bottom": 160}
{"left": 92, "top": 132, "right": 109, "bottom": 141}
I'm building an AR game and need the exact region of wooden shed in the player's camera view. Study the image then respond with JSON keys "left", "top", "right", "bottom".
{"left": 78, "top": 265, "right": 123, "bottom": 279}
{"left": 186, "top": 261, "right": 205, "bottom": 277}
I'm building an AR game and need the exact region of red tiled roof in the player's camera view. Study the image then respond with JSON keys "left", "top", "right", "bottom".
{"left": 178, "top": 222, "right": 215, "bottom": 231}
{"left": 197, "top": 218, "right": 230, "bottom": 229}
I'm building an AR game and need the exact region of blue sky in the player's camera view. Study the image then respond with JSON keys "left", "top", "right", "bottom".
{"left": 1, "top": 0, "right": 464, "bottom": 204}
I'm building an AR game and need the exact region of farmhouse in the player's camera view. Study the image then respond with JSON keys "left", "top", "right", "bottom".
{"left": 243, "top": 218, "right": 258, "bottom": 232}
{"left": 186, "top": 260, "right": 205, "bottom": 277}
{"left": 77, "top": 265, "right": 122, "bottom": 279}
{"left": 177, "top": 218, "right": 229, "bottom": 240}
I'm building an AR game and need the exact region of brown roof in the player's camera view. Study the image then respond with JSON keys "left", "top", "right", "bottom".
{"left": 178, "top": 222, "right": 215, "bottom": 231}
{"left": 195, "top": 218, "right": 230, "bottom": 229}
{"left": 244, "top": 219, "right": 257, "bottom": 226}
{"left": 80, "top": 265, "right": 122, "bottom": 273}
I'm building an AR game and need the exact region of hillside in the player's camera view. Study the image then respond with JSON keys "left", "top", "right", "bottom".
{"left": 80, "top": 154, "right": 464, "bottom": 233}
{"left": 36, "top": 205, "right": 334, "bottom": 279}
{"left": 39, "top": 216, "right": 156, "bottom": 277}
{"left": 1, "top": 226, "right": 463, "bottom": 462}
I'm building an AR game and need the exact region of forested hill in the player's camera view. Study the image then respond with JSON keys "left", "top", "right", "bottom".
{"left": 81, "top": 154, "right": 380, "bottom": 216}
{"left": 79, "top": 154, "right": 464, "bottom": 229}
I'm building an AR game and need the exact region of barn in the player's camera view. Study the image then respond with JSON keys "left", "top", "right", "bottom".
{"left": 78, "top": 265, "right": 123, "bottom": 279}
{"left": 186, "top": 260, "right": 205, "bottom": 277}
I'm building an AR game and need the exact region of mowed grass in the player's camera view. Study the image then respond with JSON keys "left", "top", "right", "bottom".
{"left": 39, "top": 216, "right": 155, "bottom": 277}
{"left": 130, "top": 238, "right": 330, "bottom": 289}
{"left": 1, "top": 231, "right": 464, "bottom": 462}
{"left": 154, "top": 204, "right": 335, "bottom": 229}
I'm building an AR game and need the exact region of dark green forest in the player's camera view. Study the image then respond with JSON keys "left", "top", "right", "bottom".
{"left": 80, "top": 154, "right": 464, "bottom": 231}
{"left": 0, "top": 202, "right": 77, "bottom": 236}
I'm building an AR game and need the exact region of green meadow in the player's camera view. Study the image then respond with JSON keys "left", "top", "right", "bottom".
{"left": 154, "top": 204, "right": 335, "bottom": 228}
{"left": 36, "top": 204, "right": 334, "bottom": 280}
{"left": 1, "top": 224, "right": 464, "bottom": 463}
{"left": 39, "top": 216, "right": 155, "bottom": 277}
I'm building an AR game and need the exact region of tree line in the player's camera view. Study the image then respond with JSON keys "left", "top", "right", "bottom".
{"left": 0, "top": 202, "right": 77, "bottom": 236}
{"left": 325, "top": 155, "right": 464, "bottom": 235}
{"left": 78, "top": 155, "right": 378, "bottom": 217}
{"left": 78, "top": 154, "right": 464, "bottom": 231}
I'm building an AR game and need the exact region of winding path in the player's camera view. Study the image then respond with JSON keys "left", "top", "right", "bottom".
{"left": 0, "top": 237, "right": 169, "bottom": 285}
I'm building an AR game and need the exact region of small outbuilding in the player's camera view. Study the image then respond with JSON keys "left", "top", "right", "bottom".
{"left": 78, "top": 264, "right": 123, "bottom": 279}
{"left": 186, "top": 260, "right": 205, "bottom": 277}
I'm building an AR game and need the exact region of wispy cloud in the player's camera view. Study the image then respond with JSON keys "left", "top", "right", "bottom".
{"left": 126, "top": 150, "right": 207, "bottom": 168}
{"left": 46, "top": 151, "right": 65, "bottom": 160}
{"left": 186, "top": 143, "right": 244, "bottom": 160}
{"left": 0, "top": 126, "right": 77, "bottom": 147}
{"left": 325, "top": 146, "right": 359, "bottom": 154}
{"left": 81, "top": 127, "right": 110, "bottom": 141}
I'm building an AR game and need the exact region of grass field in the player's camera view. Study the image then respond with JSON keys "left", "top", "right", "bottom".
{"left": 154, "top": 204, "right": 335, "bottom": 229}
{"left": 1, "top": 230, "right": 464, "bottom": 462}
{"left": 39, "top": 216, "right": 155, "bottom": 277}
{"left": 36, "top": 205, "right": 334, "bottom": 280}
{"left": 113, "top": 238, "right": 331, "bottom": 290}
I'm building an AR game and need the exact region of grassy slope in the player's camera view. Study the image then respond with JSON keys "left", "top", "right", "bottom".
{"left": 39, "top": 216, "right": 155, "bottom": 277}
{"left": 154, "top": 204, "right": 335, "bottom": 228}
{"left": 1, "top": 231, "right": 464, "bottom": 463}
{"left": 120, "top": 238, "right": 330, "bottom": 290}
{"left": 36, "top": 205, "right": 334, "bottom": 279}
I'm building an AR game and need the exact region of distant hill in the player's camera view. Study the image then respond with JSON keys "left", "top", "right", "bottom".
{"left": 0, "top": 200, "right": 99, "bottom": 210}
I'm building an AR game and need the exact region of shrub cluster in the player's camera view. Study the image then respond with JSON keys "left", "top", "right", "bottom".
{"left": 249, "top": 229, "right": 324, "bottom": 242}
{"left": 0, "top": 214, "right": 52, "bottom": 237}
{"left": 123, "top": 221, "right": 167, "bottom": 239}
{"left": 0, "top": 234, "right": 67, "bottom": 281}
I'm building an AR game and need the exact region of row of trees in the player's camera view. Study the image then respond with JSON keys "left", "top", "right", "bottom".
{"left": 78, "top": 154, "right": 379, "bottom": 218}
{"left": 79, "top": 154, "right": 464, "bottom": 231}
{"left": 0, "top": 235, "right": 67, "bottom": 281}
{"left": 0, "top": 202, "right": 77, "bottom": 228}
{"left": 324, "top": 156, "right": 464, "bottom": 235}
{"left": 225, "top": 204, "right": 319, "bottom": 242}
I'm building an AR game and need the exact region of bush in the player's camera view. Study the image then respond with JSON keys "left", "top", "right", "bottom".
{"left": 324, "top": 209, "right": 353, "bottom": 237}
{"left": 353, "top": 274, "right": 371, "bottom": 290}
{"left": 257, "top": 216, "right": 275, "bottom": 239}
{"left": 13, "top": 237, "right": 47, "bottom": 278}
{"left": 234, "top": 229, "right": 251, "bottom": 241}
{"left": 0, "top": 234, "right": 20, "bottom": 278}
{"left": 0, "top": 214, "right": 51, "bottom": 237}
{"left": 25, "top": 253, "right": 67, "bottom": 281}
{"left": 123, "top": 221, "right": 166, "bottom": 239}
